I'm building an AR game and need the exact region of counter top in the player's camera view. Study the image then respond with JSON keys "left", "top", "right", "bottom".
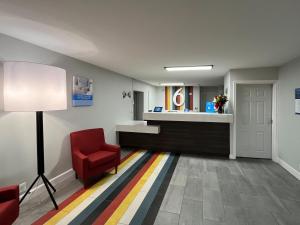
{"left": 116, "top": 121, "right": 160, "bottom": 134}
{"left": 143, "top": 112, "right": 233, "bottom": 123}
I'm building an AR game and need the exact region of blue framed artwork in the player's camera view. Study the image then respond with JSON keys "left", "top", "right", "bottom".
{"left": 72, "top": 76, "right": 93, "bottom": 107}
{"left": 296, "top": 88, "right": 300, "bottom": 114}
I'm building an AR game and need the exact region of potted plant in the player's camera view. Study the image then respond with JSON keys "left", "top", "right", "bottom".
{"left": 213, "top": 95, "right": 228, "bottom": 114}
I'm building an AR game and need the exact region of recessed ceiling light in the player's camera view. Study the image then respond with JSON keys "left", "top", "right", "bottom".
{"left": 164, "top": 65, "right": 213, "bottom": 71}
{"left": 160, "top": 82, "right": 185, "bottom": 86}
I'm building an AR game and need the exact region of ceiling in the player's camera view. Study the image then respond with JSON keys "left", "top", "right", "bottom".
{"left": 0, "top": 0, "right": 300, "bottom": 86}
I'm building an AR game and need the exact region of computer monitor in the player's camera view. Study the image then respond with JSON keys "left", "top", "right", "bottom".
{"left": 153, "top": 106, "right": 163, "bottom": 112}
{"left": 206, "top": 102, "right": 215, "bottom": 113}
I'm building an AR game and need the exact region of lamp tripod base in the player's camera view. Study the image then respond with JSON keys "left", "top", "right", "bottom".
{"left": 19, "top": 112, "right": 58, "bottom": 210}
{"left": 19, "top": 174, "right": 58, "bottom": 210}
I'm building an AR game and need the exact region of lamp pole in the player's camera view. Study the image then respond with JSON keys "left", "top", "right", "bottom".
{"left": 19, "top": 112, "right": 58, "bottom": 209}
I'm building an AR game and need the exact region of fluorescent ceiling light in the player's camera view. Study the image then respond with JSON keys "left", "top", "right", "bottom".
{"left": 160, "top": 82, "right": 184, "bottom": 86}
{"left": 164, "top": 65, "right": 213, "bottom": 71}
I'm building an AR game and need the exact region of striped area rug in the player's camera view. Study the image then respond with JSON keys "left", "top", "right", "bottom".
{"left": 33, "top": 151, "right": 179, "bottom": 225}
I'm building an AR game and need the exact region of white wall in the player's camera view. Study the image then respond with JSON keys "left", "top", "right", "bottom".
{"left": 0, "top": 34, "right": 156, "bottom": 187}
{"left": 227, "top": 67, "right": 278, "bottom": 113}
{"left": 155, "top": 87, "right": 165, "bottom": 108}
{"left": 224, "top": 72, "right": 230, "bottom": 113}
{"left": 278, "top": 57, "right": 300, "bottom": 172}
{"left": 132, "top": 79, "right": 156, "bottom": 112}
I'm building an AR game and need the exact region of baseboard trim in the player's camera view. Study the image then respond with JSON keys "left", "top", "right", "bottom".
{"left": 278, "top": 158, "right": 300, "bottom": 180}
{"left": 19, "top": 168, "right": 75, "bottom": 199}
{"left": 229, "top": 154, "right": 236, "bottom": 160}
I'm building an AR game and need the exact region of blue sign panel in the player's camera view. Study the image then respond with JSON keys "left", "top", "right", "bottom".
{"left": 206, "top": 102, "right": 215, "bottom": 113}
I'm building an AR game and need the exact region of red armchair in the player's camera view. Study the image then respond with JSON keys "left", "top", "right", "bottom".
{"left": 70, "top": 128, "right": 121, "bottom": 186}
{"left": 0, "top": 185, "right": 19, "bottom": 225}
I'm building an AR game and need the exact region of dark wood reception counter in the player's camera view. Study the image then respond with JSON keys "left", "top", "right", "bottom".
{"left": 117, "top": 112, "right": 233, "bottom": 156}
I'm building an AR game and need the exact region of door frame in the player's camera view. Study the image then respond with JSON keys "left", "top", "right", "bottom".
{"left": 232, "top": 80, "right": 278, "bottom": 162}
{"left": 133, "top": 90, "right": 144, "bottom": 121}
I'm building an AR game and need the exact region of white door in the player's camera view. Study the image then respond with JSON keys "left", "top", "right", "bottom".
{"left": 236, "top": 84, "right": 272, "bottom": 158}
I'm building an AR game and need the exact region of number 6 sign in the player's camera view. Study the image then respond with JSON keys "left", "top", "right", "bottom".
{"left": 173, "top": 88, "right": 184, "bottom": 106}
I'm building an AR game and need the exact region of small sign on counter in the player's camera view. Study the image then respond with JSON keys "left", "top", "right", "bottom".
{"left": 295, "top": 88, "right": 300, "bottom": 114}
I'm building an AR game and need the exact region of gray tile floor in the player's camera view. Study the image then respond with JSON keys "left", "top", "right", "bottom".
{"left": 15, "top": 153, "right": 300, "bottom": 225}
{"left": 154, "top": 155, "right": 300, "bottom": 225}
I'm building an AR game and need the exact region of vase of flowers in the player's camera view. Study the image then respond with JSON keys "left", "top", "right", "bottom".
{"left": 213, "top": 95, "right": 228, "bottom": 114}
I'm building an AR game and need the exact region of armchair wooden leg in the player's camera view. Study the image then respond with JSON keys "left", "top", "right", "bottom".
{"left": 115, "top": 166, "right": 118, "bottom": 174}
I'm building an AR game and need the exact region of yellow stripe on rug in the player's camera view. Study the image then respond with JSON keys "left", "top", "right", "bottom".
{"left": 44, "top": 151, "right": 143, "bottom": 225}
{"left": 104, "top": 153, "right": 167, "bottom": 225}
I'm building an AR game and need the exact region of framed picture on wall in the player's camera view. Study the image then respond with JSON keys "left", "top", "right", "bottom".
{"left": 295, "top": 88, "right": 300, "bottom": 114}
{"left": 72, "top": 76, "right": 93, "bottom": 107}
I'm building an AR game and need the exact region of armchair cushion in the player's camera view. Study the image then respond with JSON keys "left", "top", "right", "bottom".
{"left": 88, "top": 151, "right": 118, "bottom": 169}
{"left": 101, "top": 143, "right": 120, "bottom": 152}
{"left": 0, "top": 185, "right": 19, "bottom": 225}
{"left": 71, "top": 128, "right": 105, "bottom": 155}
{"left": 0, "top": 185, "right": 19, "bottom": 203}
{"left": 0, "top": 200, "right": 18, "bottom": 218}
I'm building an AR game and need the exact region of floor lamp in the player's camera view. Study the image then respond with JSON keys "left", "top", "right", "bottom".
{"left": 3, "top": 61, "right": 67, "bottom": 210}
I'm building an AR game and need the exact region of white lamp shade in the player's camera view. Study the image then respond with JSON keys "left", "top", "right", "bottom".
{"left": 3, "top": 62, "right": 67, "bottom": 112}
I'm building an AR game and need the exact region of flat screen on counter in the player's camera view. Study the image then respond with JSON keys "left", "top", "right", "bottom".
{"left": 154, "top": 106, "right": 163, "bottom": 112}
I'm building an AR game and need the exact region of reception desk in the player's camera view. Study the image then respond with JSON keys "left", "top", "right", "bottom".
{"left": 117, "top": 112, "right": 233, "bottom": 156}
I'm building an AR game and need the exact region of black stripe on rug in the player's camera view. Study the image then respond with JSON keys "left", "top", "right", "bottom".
{"left": 129, "top": 153, "right": 180, "bottom": 225}
{"left": 70, "top": 152, "right": 153, "bottom": 225}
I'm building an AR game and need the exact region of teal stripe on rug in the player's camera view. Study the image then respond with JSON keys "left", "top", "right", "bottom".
{"left": 129, "top": 153, "right": 176, "bottom": 225}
